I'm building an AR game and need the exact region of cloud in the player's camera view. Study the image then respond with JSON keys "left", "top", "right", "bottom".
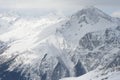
{"left": 112, "top": 11, "right": 120, "bottom": 18}
{"left": 0, "top": 0, "right": 120, "bottom": 9}
{"left": 0, "top": 0, "right": 81, "bottom": 9}
{"left": 0, "top": 0, "right": 120, "bottom": 16}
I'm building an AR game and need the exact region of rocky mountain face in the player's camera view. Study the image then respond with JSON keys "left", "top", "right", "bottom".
{"left": 0, "top": 6, "right": 120, "bottom": 80}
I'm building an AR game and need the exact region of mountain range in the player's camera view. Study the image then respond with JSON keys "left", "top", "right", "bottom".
{"left": 0, "top": 6, "right": 120, "bottom": 80}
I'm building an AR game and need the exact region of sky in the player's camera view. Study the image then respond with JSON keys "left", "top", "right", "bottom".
{"left": 0, "top": 0, "right": 120, "bottom": 17}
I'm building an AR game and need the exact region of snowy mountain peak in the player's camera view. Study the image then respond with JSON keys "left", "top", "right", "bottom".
{"left": 71, "top": 6, "right": 112, "bottom": 23}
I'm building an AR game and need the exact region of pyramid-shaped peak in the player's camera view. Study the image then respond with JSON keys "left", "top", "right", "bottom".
{"left": 77, "top": 6, "right": 106, "bottom": 16}
{"left": 71, "top": 6, "right": 112, "bottom": 22}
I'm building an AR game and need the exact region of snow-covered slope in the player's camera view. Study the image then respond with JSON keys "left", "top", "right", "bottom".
{"left": 0, "top": 6, "right": 120, "bottom": 80}
{"left": 60, "top": 7, "right": 120, "bottom": 80}
{"left": 60, "top": 68, "right": 120, "bottom": 80}
{"left": 0, "top": 12, "right": 67, "bottom": 80}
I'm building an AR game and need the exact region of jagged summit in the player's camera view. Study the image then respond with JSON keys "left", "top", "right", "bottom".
{"left": 71, "top": 6, "right": 112, "bottom": 23}
{"left": 74, "top": 6, "right": 107, "bottom": 17}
